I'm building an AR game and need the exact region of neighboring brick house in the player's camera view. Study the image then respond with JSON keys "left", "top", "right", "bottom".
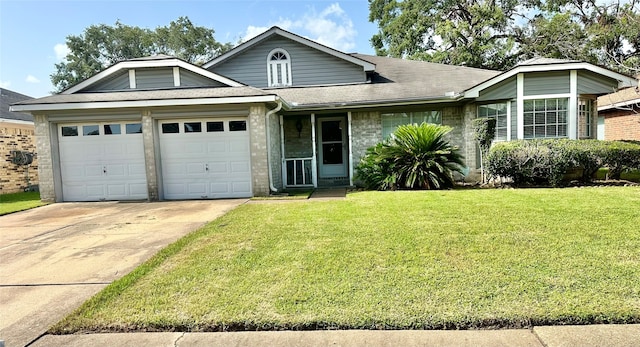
{"left": 11, "top": 27, "right": 638, "bottom": 202}
{"left": 597, "top": 81, "right": 640, "bottom": 141}
{"left": 1, "top": 88, "right": 38, "bottom": 194}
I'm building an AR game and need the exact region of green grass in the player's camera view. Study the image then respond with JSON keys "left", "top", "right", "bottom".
{"left": 52, "top": 188, "right": 640, "bottom": 333}
{"left": 0, "top": 191, "right": 46, "bottom": 215}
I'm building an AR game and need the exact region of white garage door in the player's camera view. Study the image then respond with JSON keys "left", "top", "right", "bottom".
{"left": 159, "top": 118, "right": 252, "bottom": 199}
{"left": 58, "top": 122, "right": 148, "bottom": 201}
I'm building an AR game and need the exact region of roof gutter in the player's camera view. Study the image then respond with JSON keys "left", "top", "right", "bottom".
{"left": 10, "top": 95, "right": 279, "bottom": 112}
{"left": 281, "top": 94, "right": 463, "bottom": 111}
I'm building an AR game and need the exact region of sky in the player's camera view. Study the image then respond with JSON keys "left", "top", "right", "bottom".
{"left": 0, "top": 0, "right": 378, "bottom": 98}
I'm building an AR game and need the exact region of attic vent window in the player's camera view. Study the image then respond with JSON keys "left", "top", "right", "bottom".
{"left": 267, "top": 48, "right": 292, "bottom": 87}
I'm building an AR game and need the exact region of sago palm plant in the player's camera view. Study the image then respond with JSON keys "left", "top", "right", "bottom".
{"left": 356, "top": 123, "right": 465, "bottom": 190}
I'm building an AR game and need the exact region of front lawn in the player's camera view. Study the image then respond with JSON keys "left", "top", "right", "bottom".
{"left": 53, "top": 187, "right": 640, "bottom": 333}
{"left": 0, "top": 191, "right": 45, "bottom": 215}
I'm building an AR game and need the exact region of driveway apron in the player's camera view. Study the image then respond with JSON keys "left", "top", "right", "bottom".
{"left": 0, "top": 200, "right": 246, "bottom": 347}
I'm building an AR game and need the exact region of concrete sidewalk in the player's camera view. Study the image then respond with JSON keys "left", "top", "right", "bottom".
{"left": 27, "top": 325, "right": 640, "bottom": 347}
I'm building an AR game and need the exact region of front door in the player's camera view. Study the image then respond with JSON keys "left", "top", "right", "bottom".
{"left": 317, "top": 117, "right": 348, "bottom": 178}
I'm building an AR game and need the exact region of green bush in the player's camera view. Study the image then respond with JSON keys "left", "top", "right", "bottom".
{"left": 486, "top": 140, "right": 568, "bottom": 186}
{"left": 486, "top": 139, "right": 640, "bottom": 186}
{"left": 355, "top": 123, "right": 465, "bottom": 190}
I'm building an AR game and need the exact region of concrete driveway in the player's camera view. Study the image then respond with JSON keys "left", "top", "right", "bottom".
{"left": 0, "top": 200, "right": 246, "bottom": 347}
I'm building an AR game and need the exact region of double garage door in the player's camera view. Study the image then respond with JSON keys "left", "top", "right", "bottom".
{"left": 57, "top": 117, "right": 251, "bottom": 201}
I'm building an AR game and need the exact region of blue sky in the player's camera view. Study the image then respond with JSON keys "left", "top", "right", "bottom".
{"left": 0, "top": 0, "right": 378, "bottom": 97}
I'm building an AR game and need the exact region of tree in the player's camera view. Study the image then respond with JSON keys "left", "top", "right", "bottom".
{"left": 533, "top": 0, "right": 640, "bottom": 74}
{"left": 368, "top": 0, "right": 535, "bottom": 70}
{"left": 51, "top": 17, "right": 232, "bottom": 92}
{"left": 368, "top": 0, "right": 640, "bottom": 74}
{"left": 472, "top": 117, "right": 496, "bottom": 183}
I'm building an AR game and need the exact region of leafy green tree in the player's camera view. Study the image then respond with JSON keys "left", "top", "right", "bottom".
{"left": 51, "top": 17, "right": 231, "bottom": 92}
{"left": 355, "top": 123, "right": 465, "bottom": 190}
{"left": 368, "top": 0, "right": 534, "bottom": 70}
{"left": 369, "top": 0, "right": 640, "bottom": 74}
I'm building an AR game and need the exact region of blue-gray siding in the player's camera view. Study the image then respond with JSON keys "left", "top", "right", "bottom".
{"left": 476, "top": 77, "right": 516, "bottom": 101}
{"left": 84, "top": 71, "right": 130, "bottom": 92}
{"left": 180, "top": 69, "right": 226, "bottom": 87}
{"left": 510, "top": 100, "right": 517, "bottom": 140}
{"left": 209, "top": 36, "right": 366, "bottom": 88}
{"left": 577, "top": 71, "right": 618, "bottom": 94}
{"left": 136, "top": 68, "right": 174, "bottom": 89}
{"left": 524, "top": 71, "right": 570, "bottom": 96}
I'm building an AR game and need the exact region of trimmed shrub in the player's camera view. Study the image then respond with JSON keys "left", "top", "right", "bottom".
{"left": 355, "top": 123, "right": 465, "bottom": 190}
{"left": 486, "top": 140, "right": 568, "bottom": 186}
{"left": 486, "top": 139, "right": 640, "bottom": 186}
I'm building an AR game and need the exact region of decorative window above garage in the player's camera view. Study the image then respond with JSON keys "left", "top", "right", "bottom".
{"left": 267, "top": 48, "right": 292, "bottom": 87}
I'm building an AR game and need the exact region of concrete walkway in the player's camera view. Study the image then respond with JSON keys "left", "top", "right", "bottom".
{"left": 28, "top": 324, "right": 640, "bottom": 347}
{"left": 0, "top": 200, "right": 246, "bottom": 347}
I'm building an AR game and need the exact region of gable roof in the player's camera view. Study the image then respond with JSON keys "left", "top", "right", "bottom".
{"left": 203, "top": 26, "right": 376, "bottom": 72}
{"left": 1, "top": 88, "right": 34, "bottom": 122}
{"left": 275, "top": 54, "right": 501, "bottom": 110}
{"left": 464, "top": 58, "right": 638, "bottom": 98}
{"left": 63, "top": 55, "right": 244, "bottom": 94}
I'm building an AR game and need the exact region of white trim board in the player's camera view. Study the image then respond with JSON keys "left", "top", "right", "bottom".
{"left": 11, "top": 95, "right": 279, "bottom": 112}
{"left": 464, "top": 62, "right": 637, "bottom": 98}
{"left": 203, "top": 26, "right": 375, "bottom": 72}
{"left": 63, "top": 58, "right": 243, "bottom": 94}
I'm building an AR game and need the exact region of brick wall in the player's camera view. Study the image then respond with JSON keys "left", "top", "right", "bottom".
{"left": 0, "top": 121, "right": 39, "bottom": 194}
{"left": 351, "top": 111, "right": 382, "bottom": 164}
{"left": 604, "top": 110, "right": 640, "bottom": 141}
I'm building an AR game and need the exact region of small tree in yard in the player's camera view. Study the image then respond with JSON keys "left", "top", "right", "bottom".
{"left": 355, "top": 123, "right": 465, "bottom": 190}
{"left": 472, "top": 118, "right": 496, "bottom": 183}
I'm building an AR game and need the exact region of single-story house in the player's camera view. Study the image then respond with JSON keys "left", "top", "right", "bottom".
{"left": 596, "top": 79, "right": 640, "bottom": 140}
{"left": 11, "top": 27, "right": 637, "bottom": 202}
{"left": 1, "top": 88, "right": 38, "bottom": 194}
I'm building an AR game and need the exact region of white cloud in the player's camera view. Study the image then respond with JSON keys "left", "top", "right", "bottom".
{"left": 242, "top": 3, "right": 357, "bottom": 52}
{"left": 26, "top": 75, "right": 41, "bottom": 84}
{"left": 54, "top": 43, "right": 70, "bottom": 61}
{"left": 0, "top": 80, "right": 10, "bottom": 88}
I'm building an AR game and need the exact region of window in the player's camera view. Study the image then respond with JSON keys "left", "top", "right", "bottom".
{"left": 578, "top": 98, "right": 594, "bottom": 138}
{"left": 162, "top": 123, "right": 180, "bottom": 134}
{"left": 126, "top": 123, "right": 142, "bottom": 134}
{"left": 381, "top": 110, "right": 441, "bottom": 138}
{"left": 267, "top": 49, "right": 292, "bottom": 87}
{"left": 61, "top": 126, "right": 78, "bottom": 137}
{"left": 83, "top": 125, "right": 99, "bottom": 136}
{"left": 184, "top": 122, "right": 202, "bottom": 133}
{"left": 229, "top": 120, "right": 247, "bottom": 131}
{"left": 104, "top": 124, "right": 121, "bottom": 135}
{"left": 478, "top": 103, "right": 508, "bottom": 141}
{"left": 523, "top": 98, "right": 568, "bottom": 139}
{"left": 207, "top": 121, "right": 224, "bottom": 132}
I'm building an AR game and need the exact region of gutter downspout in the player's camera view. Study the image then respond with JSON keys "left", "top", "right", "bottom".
{"left": 266, "top": 99, "right": 283, "bottom": 194}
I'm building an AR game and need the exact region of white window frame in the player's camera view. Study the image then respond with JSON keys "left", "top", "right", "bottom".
{"left": 267, "top": 48, "right": 292, "bottom": 87}
{"left": 477, "top": 103, "right": 508, "bottom": 141}
{"left": 523, "top": 98, "right": 569, "bottom": 139}
{"left": 381, "top": 110, "right": 442, "bottom": 138}
{"left": 578, "top": 97, "right": 595, "bottom": 139}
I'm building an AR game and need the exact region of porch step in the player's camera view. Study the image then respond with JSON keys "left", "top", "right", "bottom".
{"left": 317, "top": 177, "right": 350, "bottom": 187}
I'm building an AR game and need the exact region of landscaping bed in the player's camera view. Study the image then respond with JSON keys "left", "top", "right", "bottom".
{"left": 52, "top": 188, "right": 640, "bottom": 333}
